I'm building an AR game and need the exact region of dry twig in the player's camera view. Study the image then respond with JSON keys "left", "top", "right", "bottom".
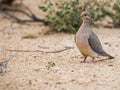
{"left": 5, "top": 47, "right": 73, "bottom": 53}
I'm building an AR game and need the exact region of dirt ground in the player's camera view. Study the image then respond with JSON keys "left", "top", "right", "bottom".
{"left": 0, "top": 0, "right": 120, "bottom": 90}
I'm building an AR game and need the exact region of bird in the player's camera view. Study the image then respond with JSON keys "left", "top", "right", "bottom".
{"left": 75, "top": 11, "right": 114, "bottom": 63}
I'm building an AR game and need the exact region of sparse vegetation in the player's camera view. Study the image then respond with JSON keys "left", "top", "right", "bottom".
{"left": 39, "top": 0, "right": 120, "bottom": 33}
{"left": 40, "top": 0, "right": 81, "bottom": 33}
{"left": 108, "top": 0, "right": 120, "bottom": 27}
{"left": 46, "top": 61, "right": 56, "bottom": 69}
{"left": 22, "top": 34, "right": 37, "bottom": 39}
{"left": 80, "top": 0, "right": 111, "bottom": 27}
{"left": 39, "top": 0, "right": 111, "bottom": 33}
{"left": 0, "top": 0, "right": 15, "bottom": 5}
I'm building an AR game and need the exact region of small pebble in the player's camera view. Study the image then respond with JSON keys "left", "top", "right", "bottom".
{"left": 108, "top": 64, "right": 113, "bottom": 67}
{"left": 64, "top": 43, "right": 74, "bottom": 48}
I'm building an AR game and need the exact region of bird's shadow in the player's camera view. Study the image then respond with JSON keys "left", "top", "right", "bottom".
{"left": 0, "top": 3, "right": 48, "bottom": 25}
{"left": 79, "top": 56, "right": 114, "bottom": 63}
{"left": 87, "top": 58, "right": 113, "bottom": 63}
{"left": 94, "top": 58, "right": 111, "bottom": 63}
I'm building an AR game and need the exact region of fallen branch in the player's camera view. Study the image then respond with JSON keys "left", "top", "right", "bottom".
{"left": 45, "top": 48, "right": 72, "bottom": 53}
{"left": 5, "top": 49, "right": 43, "bottom": 52}
{"left": 5, "top": 47, "right": 74, "bottom": 53}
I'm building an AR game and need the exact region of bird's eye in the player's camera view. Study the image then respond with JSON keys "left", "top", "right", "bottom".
{"left": 84, "top": 14, "right": 86, "bottom": 16}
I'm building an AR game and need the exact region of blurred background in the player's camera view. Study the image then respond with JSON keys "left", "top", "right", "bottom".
{"left": 0, "top": 0, "right": 120, "bottom": 90}
{"left": 0, "top": 0, "right": 120, "bottom": 33}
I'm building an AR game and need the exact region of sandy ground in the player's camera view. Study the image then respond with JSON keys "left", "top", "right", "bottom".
{"left": 0, "top": 0, "right": 120, "bottom": 90}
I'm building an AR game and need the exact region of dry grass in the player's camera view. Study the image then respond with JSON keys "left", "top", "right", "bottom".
{"left": 22, "top": 34, "right": 38, "bottom": 39}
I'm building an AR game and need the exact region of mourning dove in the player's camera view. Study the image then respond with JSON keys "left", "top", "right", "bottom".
{"left": 75, "top": 11, "right": 114, "bottom": 63}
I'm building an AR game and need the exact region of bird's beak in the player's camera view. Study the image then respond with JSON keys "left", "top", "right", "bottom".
{"left": 86, "top": 16, "right": 90, "bottom": 20}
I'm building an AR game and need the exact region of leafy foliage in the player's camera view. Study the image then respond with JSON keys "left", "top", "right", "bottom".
{"left": 100, "top": 0, "right": 120, "bottom": 27}
{"left": 46, "top": 61, "right": 55, "bottom": 70}
{"left": 111, "top": 0, "right": 120, "bottom": 27}
{"left": 0, "top": 0, "right": 15, "bottom": 5}
{"left": 40, "top": 0, "right": 120, "bottom": 33}
{"left": 80, "top": 0, "right": 111, "bottom": 26}
{"left": 40, "top": 0, "right": 81, "bottom": 33}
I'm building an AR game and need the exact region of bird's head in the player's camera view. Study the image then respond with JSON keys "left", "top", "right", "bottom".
{"left": 80, "top": 11, "right": 91, "bottom": 22}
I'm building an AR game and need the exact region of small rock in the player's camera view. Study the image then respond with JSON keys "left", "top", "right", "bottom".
{"left": 116, "top": 45, "right": 119, "bottom": 47}
{"left": 108, "top": 64, "right": 113, "bottom": 67}
{"left": 64, "top": 43, "right": 74, "bottom": 49}
{"left": 29, "top": 80, "right": 32, "bottom": 85}
{"left": 71, "top": 70, "right": 74, "bottom": 72}
{"left": 109, "top": 44, "right": 111, "bottom": 47}
{"left": 104, "top": 42, "right": 109, "bottom": 45}
{"left": 33, "top": 56, "right": 37, "bottom": 58}
{"left": 70, "top": 79, "right": 76, "bottom": 82}
{"left": 56, "top": 82, "right": 61, "bottom": 84}
{"left": 45, "top": 82, "right": 49, "bottom": 85}
{"left": 34, "top": 68, "right": 39, "bottom": 71}
{"left": 104, "top": 42, "right": 111, "bottom": 47}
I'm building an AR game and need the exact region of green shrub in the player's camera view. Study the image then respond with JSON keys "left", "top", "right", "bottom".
{"left": 111, "top": 0, "right": 120, "bottom": 27}
{"left": 39, "top": 0, "right": 115, "bottom": 33}
{"left": 81, "top": 0, "right": 111, "bottom": 26}
{"left": 100, "top": 0, "right": 120, "bottom": 27}
{"left": 40, "top": 0, "right": 81, "bottom": 33}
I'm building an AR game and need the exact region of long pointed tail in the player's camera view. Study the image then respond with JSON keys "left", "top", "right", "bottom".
{"left": 100, "top": 52, "right": 114, "bottom": 59}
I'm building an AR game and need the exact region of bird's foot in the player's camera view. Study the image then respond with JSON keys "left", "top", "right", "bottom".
{"left": 81, "top": 56, "right": 87, "bottom": 63}
{"left": 81, "top": 60, "right": 86, "bottom": 63}
{"left": 92, "top": 57, "right": 95, "bottom": 63}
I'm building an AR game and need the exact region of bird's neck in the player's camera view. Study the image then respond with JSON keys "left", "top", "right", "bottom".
{"left": 82, "top": 21, "right": 91, "bottom": 27}
{"left": 78, "top": 21, "right": 91, "bottom": 33}
{"left": 83, "top": 19, "right": 91, "bottom": 24}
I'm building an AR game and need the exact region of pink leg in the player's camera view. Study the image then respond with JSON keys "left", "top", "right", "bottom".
{"left": 92, "top": 57, "right": 95, "bottom": 62}
{"left": 81, "top": 56, "right": 87, "bottom": 63}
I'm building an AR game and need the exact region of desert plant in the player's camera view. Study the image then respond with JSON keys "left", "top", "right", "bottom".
{"left": 81, "top": 0, "right": 111, "bottom": 26}
{"left": 100, "top": 0, "right": 120, "bottom": 27}
{"left": 22, "top": 34, "right": 37, "bottom": 39}
{"left": 40, "top": 0, "right": 81, "bottom": 33}
{"left": 111, "top": 0, "right": 120, "bottom": 27}
{"left": 0, "top": 0, "right": 15, "bottom": 5}
{"left": 39, "top": 0, "right": 111, "bottom": 33}
{"left": 46, "top": 61, "right": 55, "bottom": 70}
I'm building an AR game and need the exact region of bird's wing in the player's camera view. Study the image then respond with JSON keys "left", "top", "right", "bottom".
{"left": 88, "top": 32, "right": 105, "bottom": 54}
{"left": 88, "top": 32, "right": 114, "bottom": 58}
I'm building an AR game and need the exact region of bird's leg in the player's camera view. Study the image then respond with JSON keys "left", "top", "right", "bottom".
{"left": 92, "top": 57, "right": 95, "bottom": 62}
{"left": 81, "top": 56, "right": 87, "bottom": 63}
